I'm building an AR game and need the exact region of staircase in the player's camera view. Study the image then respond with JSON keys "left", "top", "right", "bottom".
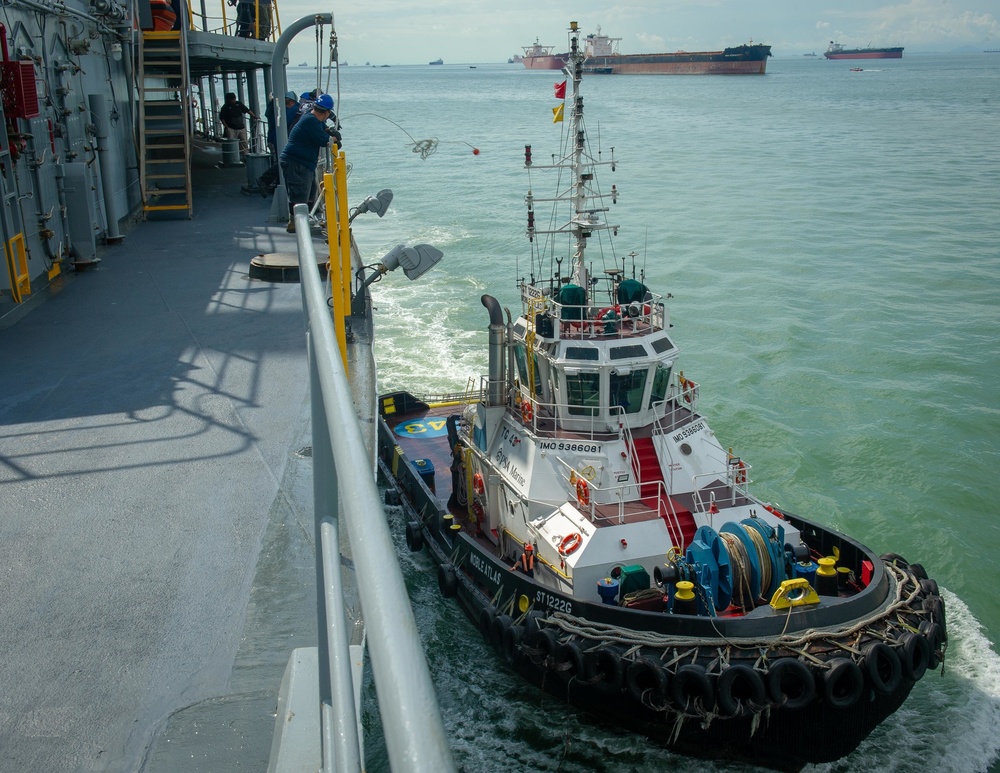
{"left": 138, "top": 31, "right": 193, "bottom": 218}
{"left": 630, "top": 436, "right": 696, "bottom": 549}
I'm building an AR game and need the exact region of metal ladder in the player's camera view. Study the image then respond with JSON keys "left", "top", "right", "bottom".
{"left": 138, "top": 30, "right": 193, "bottom": 218}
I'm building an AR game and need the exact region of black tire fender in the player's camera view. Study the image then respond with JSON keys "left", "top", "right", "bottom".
{"left": 767, "top": 658, "right": 816, "bottom": 711}
{"left": 490, "top": 613, "right": 513, "bottom": 650}
{"left": 478, "top": 605, "right": 496, "bottom": 644}
{"left": 529, "top": 627, "right": 559, "bottom": 666}
{"left": 625, "top": 656, "right": 668, "bottom": 706}
{"left": 502, "top": 623, "right": 524, "bottom": 666}
{"left": 897, "top": 630, "right": 930, "bottom": 682}
{"left": 554, "top": 640, "right": 586, "bottom": 679}
{"left": 584, "top": 645, "right": 625, "bottom": 691}
{"left": 670, "top": 663, "right": 713, "bottom": 714}
{"left": 919, "top": 620, "right": 945, "bottom": 669}
{"left": 879, "top": 552, "right": 909, "bottom": 568}
{"left": 437, "top": 562, "right": 457, "bottom": 598}
{"left": 908, "top": 562, "right": 928, "bottom": 580}
{"left": 919, "top": 578, "right": 939, "bottom": 598}
{"left": 404, "top": 520, "right": 423, "bottom": 552}
{"left": 924, "top": 595, "right": 947, "bottom": 640}
{"left": 862, "top": 641, "right": 902, "bottom": 695}
{"left": 716, "top": 664, "right": 767, "bottom": 716}
{"left": 823, "top": 657, "right": 864, "bottom": 708}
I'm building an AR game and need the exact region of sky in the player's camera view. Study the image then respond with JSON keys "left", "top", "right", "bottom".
{"left": 275, "top": 0, "right": 1000, "bottom": 65}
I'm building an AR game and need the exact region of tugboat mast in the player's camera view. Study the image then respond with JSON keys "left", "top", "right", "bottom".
{"left": 567, "top": 25, "right": 590, "bottom": 296}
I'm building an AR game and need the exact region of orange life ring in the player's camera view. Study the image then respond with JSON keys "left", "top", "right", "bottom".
{"left": 472, "top": 472, "right": 485, "bottom": 496}
{"left": 735, "top": 460, "right": 747, "bottom": 485}
{"left": 575, "top": 478, "right": 590, "bottom": 508}
{"left": 559, "top": 532, "right": 583, "bottom": 556}
{"left": 682, "top": 379, "right": 696, "bottom": 404}
{"left": 521, "top": 400, "right": 534, "bottom": 424}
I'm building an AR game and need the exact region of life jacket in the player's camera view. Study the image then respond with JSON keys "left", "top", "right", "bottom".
{"left": 519, "top": 551, "right": 534, "bottom": 574}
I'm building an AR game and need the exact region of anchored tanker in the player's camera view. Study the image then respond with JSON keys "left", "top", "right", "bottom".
{"left": 824, "top": 41, "right": 904, "bottom": 60}
{"left": 581, "top": 27, "right": 771, "bottom": 75}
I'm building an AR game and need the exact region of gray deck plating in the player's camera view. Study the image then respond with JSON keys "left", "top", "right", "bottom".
{"left": 0, "top": 165, "right": 356, "bottom": 772}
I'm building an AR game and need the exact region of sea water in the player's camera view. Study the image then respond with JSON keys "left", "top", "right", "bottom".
{"left": 288, "top": 54, "right": 1000, "bottom": 772}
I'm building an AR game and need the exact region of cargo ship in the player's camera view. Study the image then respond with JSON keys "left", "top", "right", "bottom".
{"left": 581, "top": 27, "right": 770, "bottom": 75}
{"left": 521, "top": 38, "right": 568, "bottom": 70}
{"left": 824, "top": 41, "right": 904, "bottom": 59}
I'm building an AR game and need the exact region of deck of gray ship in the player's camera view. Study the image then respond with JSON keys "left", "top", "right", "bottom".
{"left": 0, "top": 164, "right": 357, "bottom": 772}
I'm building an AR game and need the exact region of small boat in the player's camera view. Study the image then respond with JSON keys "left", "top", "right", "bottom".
{"left": 429, "top": 58, "right": 444, "bottom": 65}
{"left": 297, "top": 61, "right": 308, "bottom": 66}
{"left": 850, "top": 67, "right": 864, "bottom": 71}
{"left": 378, "top": 21, "right": 946, "bottom": 772}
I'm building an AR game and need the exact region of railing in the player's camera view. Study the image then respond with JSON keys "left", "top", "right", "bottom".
{"left": 294, "top": 203, "right": 455, "bottom": 772}
{"left": 185, "top": 0, "right": 282, "bottom": 40}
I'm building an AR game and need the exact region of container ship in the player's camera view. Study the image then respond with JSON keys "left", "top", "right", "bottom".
{"left": 824, "top": 41, "right": 904, "bottom": 59}
{"left": 581, "top": 28, "right": 770, "bottom": 75}
{"left": 521, "top": 38, "right": 568, "bottom": 69}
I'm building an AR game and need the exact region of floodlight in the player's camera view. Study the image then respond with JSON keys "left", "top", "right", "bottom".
{"left": 348, "top": 189, "right": 394, "bottom": 223}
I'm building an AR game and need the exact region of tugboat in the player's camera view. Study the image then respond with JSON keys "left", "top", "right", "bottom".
{"left": 377, "top": 21, "right": 946, "bottom": 772}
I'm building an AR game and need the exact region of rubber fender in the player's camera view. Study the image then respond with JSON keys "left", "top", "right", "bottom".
{"left": 437, "top": 562, "right": 457, "bottom": 598}
{"left": 924, "top": 595, "right": 947, "bottom": 640}
{"left": 490, "top": 614, "right": 513, "bottom": 650}
{"left": 384, "top": 489, "right": 401, "bottom": 506}
{"left": 879, "top": 552, "right": 909, "bottom": 568}
{"left": 920, "top": 578, "right": 939, "bottom": 598}
{"left": 404, "top": 520, "right": 423, "bottom": 552}
{"left": 766, "top": 658, "right": 816, "bottom": 711}
{"left": 584, "top": 645, "right": 625, "bottom": 691}
{"left": 502, "top": 623, "right": 524, "bottom": 666}
{"left": 907, "top": 562, "right": 928, "bottom": 580}
{"left": 670, "top": 664, "right": 714, "bottom": 714}
{"left": 919, "top": 620, "right": 945, "bottom": 669}
{"left": 862, "top": 641, "right": 902, "bottom": 695}
{"left": 554, "top": 640, "right": 586, "bottom": 678}
{"left": 625, "top": 656, "right": 668, "bottom": 707}
{"left": 478, "top": 606, "right": 496, "bottom": 644}
{"left": 823, "top": 657, "right": 864, "bottom": 709}
{"left": 897, "top": 630, "right": 930, "bottom": 682}
{"left": 529, "top": 627, "right": 559, "bottom": 666}
{"left": 716, "top": 664, "right": 767, "bottom": 717}
{"left": 523, "top": 610, "right": 547, "bottom": 639}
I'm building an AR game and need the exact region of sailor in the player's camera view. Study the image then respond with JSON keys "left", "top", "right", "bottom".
{"left": 510, "top": 543, "right": 535, "bottom": 577}
{"left": 278, "top": 93, "right": 342, "bottom": 233}
{"left": 218, "top": 92, "right": 256, "bottom": 159}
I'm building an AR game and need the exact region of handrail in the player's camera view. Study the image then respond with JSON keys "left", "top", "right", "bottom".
{"left": 294, "top": 203, "right": 455, "bottom": 772}
{"left": 185, "top": 0, "right": 281, "bottom": 40}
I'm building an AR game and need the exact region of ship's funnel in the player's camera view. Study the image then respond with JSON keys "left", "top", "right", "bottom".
{"left": 481, "top": 295, "right": 505, "bottom": 406}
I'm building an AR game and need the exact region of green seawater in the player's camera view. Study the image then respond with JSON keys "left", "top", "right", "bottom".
{"left": 289, "top": 53, "right": 1000, "bottom": 772}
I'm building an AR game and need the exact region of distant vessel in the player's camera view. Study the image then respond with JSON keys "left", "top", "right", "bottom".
{"left": 581, "top": 27, "right": 771, "bottom": 75}
{"left": 508, "top": 54, "right": 524, "bottom": 64}
{"left": 804, "top": 52, "right": 817, "bottom": 57}
{"left": 824, "top": 41, "right": 903, "bottom": 59}
{"left": 521, "top": 38, "right": 568, "bottom": 70}
{"left": 429, "top": 58, "right": 443, "bottom": 65}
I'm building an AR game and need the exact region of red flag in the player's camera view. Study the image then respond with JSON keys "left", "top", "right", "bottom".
{"left": 554, "top": 81, "right": 566, "bottom": 99}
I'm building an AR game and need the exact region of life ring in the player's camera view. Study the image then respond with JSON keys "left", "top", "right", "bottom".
{"left": 862, "top": 641, "right": 902, "bottom": 695}
{"left": 559, "top": 532, "right": 583, "bottom": 556}
{"left": 897, "top": 631, "right": 930, "bottom": 682}
{"left": 520, "top": 400, "right": 534, "bottom": 423}
{"left": 766, "top": 658, "right": 815, "bottom": 711}
{"left": 584, "top": 645, "right": 625, "bottom": 691}
{"left": 472, "top": 472, "right": 485, "bottom": 496}
{"left": 575, "top": 478, "right": 590, "bottom": 509}
{"left": 437, "top": 562, "right": 457, "bottom": 598}
{"left": 733, "top": 459, "right": 747, "bottom": 485}
{"left": 670, "top": 663, "right": 714, "bottom": 714}
{"left": 625, "top": 656, "right": 668, "bottom": 708}
{"left": 716, "top": 664, "right": 767, "bottom": 717}
{"left": 822, "top": 657, "right": 864, "bottom": 708}
{"left": 683, "top": 380, "right": 697, "bottom": 404}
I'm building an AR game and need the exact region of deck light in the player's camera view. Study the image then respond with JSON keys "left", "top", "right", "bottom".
{"left": 349, "top": 188, "right": 393, "bottom": 223}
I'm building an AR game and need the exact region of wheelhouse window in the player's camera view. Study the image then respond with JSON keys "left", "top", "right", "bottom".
{"left": 650, "top": 363, "right": 672, "bottom": 407}
{"left": 565, "top": 371, "right": 601, "bottom": 416}
{"left": 513, "top": 343, "right": 543, "bottom": 394}
{"left": 609, "top": 369, "right": 648, "bottom": 414}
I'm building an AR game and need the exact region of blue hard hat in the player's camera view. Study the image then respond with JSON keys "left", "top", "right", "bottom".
{"left": 314, "top": 94, "right": 334, "bottom": 112}
{"left": 299, "top": 91, "right": 311, "bottom": 101}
